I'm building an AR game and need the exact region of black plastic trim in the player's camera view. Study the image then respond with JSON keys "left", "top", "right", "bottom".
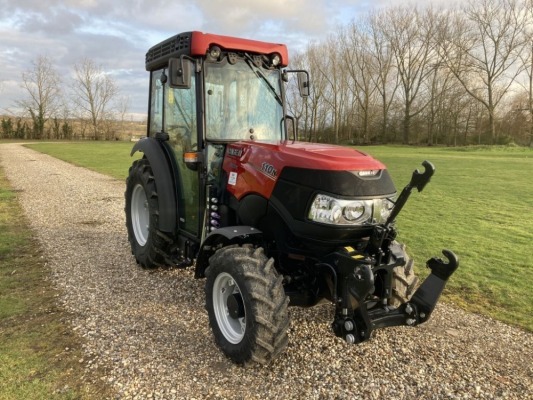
{"left": 146, "top": 32, "right": 193, "bottom": 71}
{"left": 268, "top": 167, "right": 397, "bottom": 244}
{"left": 237, "top": 194, "right": 268, "bottom": 226}
{"left": 268, "top": 197, "right": 374, "bottom": 244}
{"left": 278, "top": 167, "right": 396, "bottom": 197}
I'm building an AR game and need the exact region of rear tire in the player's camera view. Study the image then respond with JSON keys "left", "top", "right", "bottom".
{"left": 125, "top": 158, "right": 174, "bottom": 268}
{"left": 390, "top": 244, "right": 419, "bottom": 307}
{"left": 205, "top": 244, "right": 289, "bottom": 365}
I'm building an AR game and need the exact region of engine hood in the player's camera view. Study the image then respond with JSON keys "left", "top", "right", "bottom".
{"left": 222, "top": 140, "right": 392, "bottom": 201}
{"left": 243, "top": 141, "right": 387, "bottom": 171}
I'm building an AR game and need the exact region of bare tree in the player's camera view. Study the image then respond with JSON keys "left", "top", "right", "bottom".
{"left": 72, "top": 58, "right": 119, "bottom": 140}
{"left": 439, "top": 0, "right": 527, "bottom": 144}
{"left": 16, "top": 55, "right": 61, "bottom": 139}
{"left": 315, "top": 35, "right": 347, "bottom": 143}
{"left": 342, "top": 21, "right": 379, "bottom": 144}
{"left": 116, "top": 95, "right": 131, "bottom": 140}
{"left": 383, "top": 6, "right": 439, "bottom": 144}
{"left": 514, "top": 0, "right": 533, "bottom": 146}
{"left": 367, "top": 11, "right": 400, "bottom": 143}
{"left": 304, "top": 42, "right": 329, "bottom": 142}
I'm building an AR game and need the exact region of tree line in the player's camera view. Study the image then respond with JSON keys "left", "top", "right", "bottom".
{"left": 287, "top": 0, "right": 533, "bottom": 146}
{"left": 1, "top": 56, "right": 130, "bottom": 140}
{"left": 3, "top": 0, "right": 533, "bottom": 146}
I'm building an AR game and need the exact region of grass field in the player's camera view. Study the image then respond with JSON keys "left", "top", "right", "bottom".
{"left": 363, "top": 145, "right": 533, "bottom": 331}
{"left": 0, "top": 166, "right": 111, "bottom": 399}
{"left": 25, "top": 141, "right": 142, "bottom": 180}
{"left": 24, "top": 141, "right": 533, "bottom": 332}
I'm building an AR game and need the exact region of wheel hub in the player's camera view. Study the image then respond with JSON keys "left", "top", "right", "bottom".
{"left": 212, "top": 272, "right": 246, "bottom": 344}
{"left": 227, "top": 293, "right": 245, "bottom": 319}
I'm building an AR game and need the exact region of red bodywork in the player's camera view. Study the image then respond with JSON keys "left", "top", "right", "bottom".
{"left": 190, "top": 31, "right": 289, "bottom": 67}
{"left": 222, "top": 141, "right": 387, "bottom": 200}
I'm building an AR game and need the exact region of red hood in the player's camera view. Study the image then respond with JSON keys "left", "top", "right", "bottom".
{"left": 222, "top": 140, "right": 387, "bottom": 200}
{"left": 270, "top": 141, "right": 385, "bottom": 171}
{"left": 235, "top": 141, "right": 386, "bottom": 172}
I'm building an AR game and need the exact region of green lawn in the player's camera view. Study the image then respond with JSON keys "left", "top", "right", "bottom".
{"left": 362, "top": 145, "right": 532, "bottom": 331}
{"left": 24, "top": 141, "right": 533, "bottom": 331}
{"left": 25, "top": 141, "right": 141, "bottom": 180}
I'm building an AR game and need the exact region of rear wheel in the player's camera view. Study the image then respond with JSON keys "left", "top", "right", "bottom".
{"left": 390, "top": 244, "right": 419, "bottom": 307}
{"left": 125, "top": 158, "right": 174, "bottom": 268}
{"left": 205, "top": 244, "right": 289, "bottom": 365}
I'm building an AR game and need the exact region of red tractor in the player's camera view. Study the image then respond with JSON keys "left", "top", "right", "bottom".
{"left": 125, "top": 31, "right": 458, "bottom": 364}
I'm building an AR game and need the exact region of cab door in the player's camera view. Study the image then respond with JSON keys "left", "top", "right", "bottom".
{"left": 149, "top": 67, "right": 201, "bottom": 237}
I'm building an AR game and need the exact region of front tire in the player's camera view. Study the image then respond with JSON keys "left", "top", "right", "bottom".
{"left": 125, "top": 158, "right": 174, "bottom": 268}
{"left": 205, "top": 244, "right": 289, "bottom": 365}
{"left": 390, "top": 244, "right": 419, "bottom": 307}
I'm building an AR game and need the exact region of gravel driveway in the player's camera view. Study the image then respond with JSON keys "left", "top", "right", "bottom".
{"left": 1, "top": 143, "right": 532, "bottom": 400}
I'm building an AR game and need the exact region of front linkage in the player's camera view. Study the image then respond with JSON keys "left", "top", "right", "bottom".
{"left": 329, "top": 161, "right": 459, "bottom": 343}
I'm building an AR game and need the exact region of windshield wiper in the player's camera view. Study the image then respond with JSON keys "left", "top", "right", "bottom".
{"left": 244, "top": 54, "right": 283, "bottom": 105}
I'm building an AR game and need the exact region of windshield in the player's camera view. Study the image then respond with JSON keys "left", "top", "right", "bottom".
{"left": 204, "top": 59, "right": 284, "bottom": 142}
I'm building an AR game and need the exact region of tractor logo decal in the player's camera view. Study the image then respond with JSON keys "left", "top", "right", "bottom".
{"left": 261, "top": 162, "right": 277, "bottom": 179}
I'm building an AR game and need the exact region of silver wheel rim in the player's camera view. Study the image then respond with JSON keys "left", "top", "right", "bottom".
{"left": 213, "top": 272, "right": 246, "bottom": 344}
{"left": 131, "top": 184, "right": 149, "bottom": 246}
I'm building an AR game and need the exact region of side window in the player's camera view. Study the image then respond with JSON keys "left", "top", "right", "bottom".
{"left": 165, "top": 78, "right": 197, "bottom": 151}
{"left": 149, "top": 69, "right": 164, "bottom": 135}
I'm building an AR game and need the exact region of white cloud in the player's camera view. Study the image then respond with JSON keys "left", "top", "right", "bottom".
{"left": 0, "top": 0, "right": 438, "bottom": 115}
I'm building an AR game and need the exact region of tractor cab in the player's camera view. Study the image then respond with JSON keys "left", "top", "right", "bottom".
{"left": 141, "top": 31, "right": 306, "bottom": 247}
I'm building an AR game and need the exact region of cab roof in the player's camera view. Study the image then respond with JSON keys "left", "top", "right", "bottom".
{"left": 145, "top": 31, "right": 289, "bottom": 71}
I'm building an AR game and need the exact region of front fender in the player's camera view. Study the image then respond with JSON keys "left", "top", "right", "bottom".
{"left": 131, "top": 137, "right": 177, "bottom": 233}
{"left": 194, "top": 226, "right": 263, "bottom": 278}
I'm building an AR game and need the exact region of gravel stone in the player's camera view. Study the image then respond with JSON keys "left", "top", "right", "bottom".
{"left": 1, "top": 143, "right": 532, "bottom": 399}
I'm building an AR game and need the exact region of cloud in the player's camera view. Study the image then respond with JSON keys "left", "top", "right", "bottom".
{"left": 0, "top": 0, "right": 428, "bottom": 115}
{"left": 192, "top": 0, "right": 332, "bottom": 39}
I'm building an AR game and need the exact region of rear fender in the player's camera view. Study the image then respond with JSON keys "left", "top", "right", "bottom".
{"left": 131, "top": 137, "right": 177, "bottom": 233}
{"left": 195, "top": 226, "right": 263, "bottom": 278}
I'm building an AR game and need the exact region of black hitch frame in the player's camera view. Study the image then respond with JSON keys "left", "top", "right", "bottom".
{"left": 332, "top": 250, "right": 459, "bottom": 344}
{"left": 330, "top": 160, "right": 459, "bottom": 343}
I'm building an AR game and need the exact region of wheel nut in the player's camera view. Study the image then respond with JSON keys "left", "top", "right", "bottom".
{"left": 345, "top": 334, "right": 355, "bottom": 344}
{"left": 344, "top": 320, "right": 354, "bottom": 331}
{"left": 406, "top": 318, "right": 416, "bottom": 326}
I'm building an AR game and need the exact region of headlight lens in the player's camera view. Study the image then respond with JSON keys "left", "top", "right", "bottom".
{"left": 308, "top": 194, "right": 395, "bottom": 226}
{"left": 343, "top": 203, "right": 366, "bottom": 221}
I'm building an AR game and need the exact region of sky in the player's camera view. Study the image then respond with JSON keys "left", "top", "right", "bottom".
{"left": 0, "top": 0, "right": 405, "bottom": 119}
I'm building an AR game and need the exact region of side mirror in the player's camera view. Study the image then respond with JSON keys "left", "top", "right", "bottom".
{"left": 168, "top": 57, "right": 192, "bottom": 89}
{"left": 297, "top": 71, "right": 310, "bottom": 97}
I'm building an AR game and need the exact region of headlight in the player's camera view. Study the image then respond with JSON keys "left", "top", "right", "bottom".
{"left": 375, "top": 197, "right": 395, "bottom": 223}
{"left": 308, "top": 194, "right": 395, "bottom": 226}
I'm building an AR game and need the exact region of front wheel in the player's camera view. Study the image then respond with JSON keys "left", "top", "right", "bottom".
{"left": 205, "top": 244, "right": 289, "bottom": 365}
{"left": 390, "top": 243, "right": 419, "bottom": 307}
